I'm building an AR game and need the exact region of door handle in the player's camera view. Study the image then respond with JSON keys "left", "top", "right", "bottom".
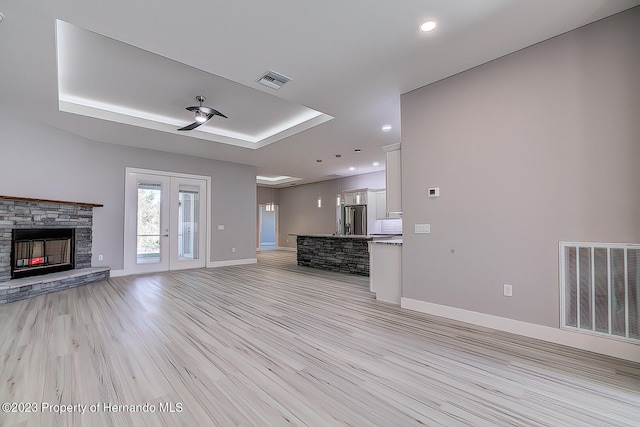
{"left": 162, "top": 234, "right": 169, "bottom": 237}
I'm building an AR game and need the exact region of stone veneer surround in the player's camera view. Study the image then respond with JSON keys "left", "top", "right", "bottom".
{"left": 0, "top": 267, "right": 110, "bottom": 303}
{"left": 296, "top": 235, "right": 371, "bottom": 276}
{"left": 0, "top": 196, "right": 102, "bottom": 283}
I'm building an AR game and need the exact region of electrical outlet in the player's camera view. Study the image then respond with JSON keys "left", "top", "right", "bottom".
{"left": 98, "top": 255, "right": 103, "bottom": 261}
{"left": 232, "top": 247, "right": 236, "bottom": 253}
{"left": 503, "top": 284, "right": 513, "bottom": 297}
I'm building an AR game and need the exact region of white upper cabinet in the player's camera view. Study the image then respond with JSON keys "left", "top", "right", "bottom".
{"left": 342, "top": 190, "right": 367, "bottom": 206}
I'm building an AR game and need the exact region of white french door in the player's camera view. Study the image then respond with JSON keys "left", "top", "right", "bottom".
{"left": 124, "top": 169, "right": 209, "bottom": 274}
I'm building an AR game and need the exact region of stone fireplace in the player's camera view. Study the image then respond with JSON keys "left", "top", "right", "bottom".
{"left": 0, "top": 196, "right": 109, "bottom": 303}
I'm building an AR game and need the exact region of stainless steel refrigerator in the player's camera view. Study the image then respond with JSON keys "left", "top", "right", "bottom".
{"left": 343, "top": 205, "right": 367, "bottom": 235}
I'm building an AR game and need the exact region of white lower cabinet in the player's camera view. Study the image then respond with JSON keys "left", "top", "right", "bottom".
{"left": 368, "top": 240, "right": 402, "bottom": 304}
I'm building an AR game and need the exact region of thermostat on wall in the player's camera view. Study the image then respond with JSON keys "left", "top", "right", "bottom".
{"left": 428, "top": 187, "right": 440, "bottom": 198}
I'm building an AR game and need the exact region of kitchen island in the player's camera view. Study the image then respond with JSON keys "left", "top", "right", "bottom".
{"left": 293, "top": 234, "right": 373, "bottom": 276}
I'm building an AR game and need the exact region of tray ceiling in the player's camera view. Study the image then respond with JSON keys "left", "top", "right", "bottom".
{"left": 56, "top": 20, "right": 332, "bottom": 150}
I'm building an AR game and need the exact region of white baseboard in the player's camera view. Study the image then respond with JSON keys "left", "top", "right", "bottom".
{"left": 110, "top": 259, "right": 258, "bottom": 275}
{"left": 207, "top": 258, "right": 257, "bottom": 268}
{"left": 108, "top": 269, "right": 127, "bottom": 277}
{"left": 401, "top": 297, "right": 640, "bottom": 363}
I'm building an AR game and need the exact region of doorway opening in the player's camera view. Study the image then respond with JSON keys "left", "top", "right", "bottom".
{"left": 259, "top": 204, "right": 278, "bottom": 251}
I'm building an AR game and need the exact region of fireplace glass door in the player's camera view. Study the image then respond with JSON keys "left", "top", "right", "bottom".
{"left": 11, "top": 228, "right": 75, "bottom": 279}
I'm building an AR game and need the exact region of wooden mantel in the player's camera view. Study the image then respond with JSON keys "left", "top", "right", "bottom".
{"left": 0, "top": 195, "right": 104, "bottom": 208}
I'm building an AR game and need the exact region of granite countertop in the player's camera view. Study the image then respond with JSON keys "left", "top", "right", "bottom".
{"left": 370, "top": 238, "right": 403, "bottom": 245}
{"left": 290, "top": 233, "right": 401, "bottom": 240}
{"left": 290, "top": 233, "right": 373, "bottom": 239}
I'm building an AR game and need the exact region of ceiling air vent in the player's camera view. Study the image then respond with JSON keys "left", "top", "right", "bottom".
{"left": 257, "top": 70, "right": 291, "bottom": 90}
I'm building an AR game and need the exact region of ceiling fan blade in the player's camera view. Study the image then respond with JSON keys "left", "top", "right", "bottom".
{"left": 185, "top": 106, "right": 200, "bottom": 112}
{"left": 177, "top": 121, "right": 204, "bottom": 131}
{"left": 198, "top": 106, "right": 228, "bottom": 118}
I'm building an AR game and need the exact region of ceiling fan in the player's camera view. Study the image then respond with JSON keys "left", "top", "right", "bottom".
{"left": 178, "top": 95, "right": 227, "bottom": 131}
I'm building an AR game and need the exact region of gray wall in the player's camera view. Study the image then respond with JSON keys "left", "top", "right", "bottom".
{"left": 0, "top": 107, "right": 257, "bottom": 270}
{"left": 401, "top": 8, "right": 640, "bottom": 327}
{"left": 278, "top": 171, "right": 385, "bottom": 248}
{"left": 257, "top": 186, "right": 280, "bottom": 206}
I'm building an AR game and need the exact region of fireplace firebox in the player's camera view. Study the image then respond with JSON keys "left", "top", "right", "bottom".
{"left": 11, "top": 228, "right": 75, "bottom": 279}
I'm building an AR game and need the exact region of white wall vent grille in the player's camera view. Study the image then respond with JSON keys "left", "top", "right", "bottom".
{"left": 257, "top": 70, "right": 291, "bottom": 90}
{"left": 560, "top": 242, "right": 640, "bottom": 342}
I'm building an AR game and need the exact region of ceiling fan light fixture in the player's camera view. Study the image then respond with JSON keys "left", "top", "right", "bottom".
{"left": 195, "top": 111, "right": 208, "bottom": 123}
{"left": 178, "top": 95, "right": 227, "bottom": 131}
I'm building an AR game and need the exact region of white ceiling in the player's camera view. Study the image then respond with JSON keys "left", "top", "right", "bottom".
{"left": 1, "top": 1, "right": 638, "bottom": 186}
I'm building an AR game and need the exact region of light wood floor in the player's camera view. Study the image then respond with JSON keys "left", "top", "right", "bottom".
{"left": 1, "top": 250, "right": 639, "bottom": 426}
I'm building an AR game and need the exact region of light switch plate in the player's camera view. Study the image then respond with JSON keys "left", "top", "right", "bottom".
{"left": 503, "top": 284, "right": 513, "bottom": 297}
{"left": 415, "top": 224, "right": 431, "bottom": 234}
{"left": 217, "top": 225, "right": 225, "bottom": 230}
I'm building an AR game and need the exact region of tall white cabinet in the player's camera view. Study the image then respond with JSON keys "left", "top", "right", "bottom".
{"left": 384, "top": 143, "right": 402, "bottom": 214}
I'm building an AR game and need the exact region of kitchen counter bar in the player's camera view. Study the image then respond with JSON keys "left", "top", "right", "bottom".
{"left": 291, "top": 234, "right": 373, "bottom": 239}
{"left": 293, "top": 234, "right": 372, "bottom": 276}
{"left": 370, "top": 238, "right": 403, "bottom": 245}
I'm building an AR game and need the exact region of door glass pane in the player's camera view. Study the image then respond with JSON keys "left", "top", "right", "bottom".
{"left": 137, "top": 183, "right": 162, "bottom": 264}
{"left": 178, "top": 185, "right": 200, "bottom": 261}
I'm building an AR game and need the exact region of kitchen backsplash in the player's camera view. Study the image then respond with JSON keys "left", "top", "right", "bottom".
{"left": 380, "top": 218, "right": 402, "bottom": 235}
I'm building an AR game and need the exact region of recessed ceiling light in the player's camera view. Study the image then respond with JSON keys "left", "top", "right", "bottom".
{"left": 354, "top": 149, "right": 362, "bottom": 153}
{"left": 372, "top": 162, "right": 380, "bottom": 166}
{"left": 420, "top": 20, "right": 437, "bottom": 32}
{"left": 349, "top": 166, "right": 355, "bottom": 171}
{"left": 382, "top": 124, "right": 392, "bottom": 132}
{"left": 316, "top": 159, "right": 322, "bottom": 163}
{"left": 335, "top": 154, "right": 342, "bottom": 158}
{"left": 0, "top": 12, "right": 4, "bottom": 23}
